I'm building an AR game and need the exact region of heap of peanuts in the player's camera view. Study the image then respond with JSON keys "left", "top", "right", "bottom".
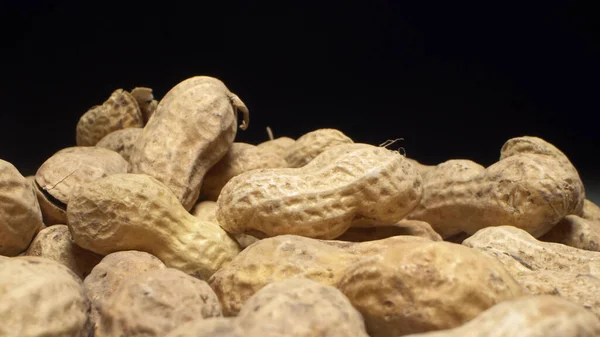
{"left": 2, "top": 75, "right": 600, "bottom": 337}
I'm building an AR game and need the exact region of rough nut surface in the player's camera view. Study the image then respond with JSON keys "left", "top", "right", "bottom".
{"left": 336, "top": 219, "right": 442, "bottom": 242}
{"left": 540, "top": 214, "right": 600, "bottom": 251}
{"left": 96, "top": 268, "right": 222, "bottom": 337}
{"left": 67, "top": 173, "right": 240, "bottom": 279}
{"left": 216, "top": 143, "right": 423, "bottom": 239}
{"left": 0, "top": 256, "right": 91, "bottom": 337}
{"left": 76, "top": 89, "right": 144, "bottom": 146}
{"left": 164, "top": 318, "right": 238, "bottom": 337}
{"left": 236, "top": 278, "right": 369, "bottom": 337}
{"left": 208, "top": 234, "right": 430, "bottom": 316}
{"left": 191, "top": 201, "right": 259, "bottom": 249}
{"left": 35, "top": 146, "right": 128, "bottom": 206}
{"left": 583, "top": 199, "right": 600, "bottom": 223}
{"left": 25, "top": 224, "right": 103, "bottom": 279}
{"left": 128, "top": 76, "right": 250, "bottom": 211}
{"left": 33, "top": 181, "right": 67, "bottom": 225}
{"left": 84, "top": 250, "right": 166, "bottom": 329}
{"left": 337, "top": 241, "right": 524, "bottom": 336}
{"left": 284, "top": 128, "right": 354, "bottom": 167}
{"left": 402, "top": 295, "right": 600, "bottom": 337}
{"left": 200, "top": 142, "right": 288, "bottom": 201}
{"left": 130, "top": 87, "right": 158, "bottom": 123}
{"left": 408, "top": 136, "right": 585, "bottom": 238}
{"left": 96, "top": 127, "right": 143, "bottom": 162}
{"left": 257, "top": 136, "right": 295, "bottom": 157}
{"left": 0, "top": 159, "right": 44, "bottom": 256}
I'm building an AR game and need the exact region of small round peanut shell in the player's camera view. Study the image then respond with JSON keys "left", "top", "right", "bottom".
{"left": 0, "top": 256, "right": 91, "bottom": 337}
{"left": 0, "top": 159, "right": 44, "bottom": 256}
{"left": 130, "top": 87, "right": 158, "bottom": 123}
{"left": 337, "top": 219, "right": 442, "bottom": 242}
{"left": 337, "top": 241, "right": 525, "bottom": 337}
{"left": 257, "top": 136, "right": 295, "bottom": 157}
{"left": 96, "top": 127, "right": 143, "bottom": 162}
{"left": 540, "top": 214, "right": 600, "bottom": 252}
{"left": 284, "top": 128, "right": 353, "bottom": 168}
{"left": 84, "top": 250, "right": 166, "bottom": 329}
{"left": 236, "top": 278, "right": 369, "bottom": 337}
{"left": 25, "top": 224, "right": 103, "bottom": 279}
{"left": 164, "top": 318, "right": 238, "bottom": 337}
{"left": 583, "top": 199, "right": 600, "bottom": 224}
{"left": 95, "top": 268, "right": 222, "bottom": 337}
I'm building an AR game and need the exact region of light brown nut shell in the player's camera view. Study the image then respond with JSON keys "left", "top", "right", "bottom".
{"left": 67, "top": 173, "right": 241, "bottom": 280}
{"left": 284, "top": 128, "right": 353, "bottom": 167}
{"left": 76, "top": 89, "right": 144, "bottom": 146}
{"left": 164, "top": 318, "right": 238, "bottom": 337}
{"left": 216, "top": 143, "right": 423, "bottom": 239}
{"left": 408, "top": 136, "right": 585, "bottom": 238}
{"left": 0, "top": 256, "right": 92, "bottom": 337}
{"left": 33, "top": 180, "right": 67, "bottom": 225}
{"left": 337, "top": 241, "right": 524, "bottom": 337}
{"left": 208, "top": 234, "right": 430, "bottom": 316}
{"left": 84, "top": 250, "right": 167, "bottom": 329}
{"left": 128, "top": 76, "right": 250, "bottom": 211}
{"left": 96, "top": 127, "right": 143, "bottom": 162}
{"left": 583, "top": 199, "right": 600, "bottom": 223}
{"left": 540, "top": 214, "right": 600, "bottom": 251}
{"left": 130, "top": 87, "right": 158, "bottom": 123}
{"left": 336, "top": 219, "right": 442, "bottom": 242}
{"left": 402, "top": 295, "right": 600, "bottom": 337}
{"left": 236, "top": 278, "right": 369, "bottom": 337}
{"left": 257, "top": 136, "right": 295, "bottom": 157}
{"left": 200, "top": 142, "right": 288, "bottom": 201}
{"left": 25, "top": 224, "right": 103, "bottom": 279}
{"left": 95, "top": 268, "right": 222, "bottom": 337}
{"left": 35, "top": 146, "right": 129, "bottom": 205}
{"left": 190, "top": 201, "right": 259, "bottom": 249}
{"left": 0, "top": 159, "right": 44, "bottom": 256}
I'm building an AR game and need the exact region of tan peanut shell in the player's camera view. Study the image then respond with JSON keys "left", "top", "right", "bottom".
{"left": 408, "top": 136, "right": 585, "bottom": 238}
{"left": 405, "top": 157, "right": 435, "bottom": 176}
{"left": 200, "top": 142, "right": 288, "bottom": 201}
{"left": 0, "top": 159, "right": 44, "bottom": 256}
{"left": 130, "top": 86, "right": 158, "bottom": 123}
{"left": 540, "top": 214, "right": 600, "bottom": 251}
{"left": 337, "top": 241, "right": 525, "bottom": 337}
{"left": 33, "top": 181, "right": 67, "bottom": 225}
{"left": 164, "top": 318, "right": 238, "bottom": 337}
{"left": 583, "top": 199, "right": 600, "bottom": 223}
{"left": 35, "top": 146, "right": 128, "bottom": 206}
{"left": 96, "top": 268, "right": 222, "bottom": 337}
{"left": 216, "top": 143, "right": 423, "bottom": 239}
{"left": 96, "top": 127, "right": 143, "bottom": 162}
{"left": 336, "top": 219, "right": 442, "bottom": 242}
{"left": 463, "top": 225, "right": 600, "bottom": 316}
{"left": 128, "top": 76, "right": 250, "bottom": 211}
{"left": 235, "top": 278, "right": 369, "bottom": 337}
{"left": 284, "top": 128, "right": 353, "bottom": 167}
{"left": 84, "top": 250, "right": 167, "bottom": 329}
{"left": 67, "top": 173, "right": 241, "bottom": 279}
{"left": 76, "top": 89, "right": 144, "bottom": 146}
{"left": 257, "top": 136, "right": 295, "bottom": 157}
{"left": 191, "top": 200, "right": 259, "bottom": 249}
{"left": 0, "top": 256, "right": 91, "bottom": 337}
{"left": 25, "top": 224, "right": 103, "bottom": 279}
{"left": 208, "top": 234, "right": 430, "bottom": 316}
{"left": 402, "top": 295, "right": 600, "bottom": 337}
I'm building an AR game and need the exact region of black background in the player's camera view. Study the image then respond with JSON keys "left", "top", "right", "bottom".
{"left": 1, "top": 2, "right": 598, "bottom": 199}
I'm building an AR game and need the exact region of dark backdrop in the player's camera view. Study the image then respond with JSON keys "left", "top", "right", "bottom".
{"left": 1, "top": 2, "right": 597, "bottom": 200}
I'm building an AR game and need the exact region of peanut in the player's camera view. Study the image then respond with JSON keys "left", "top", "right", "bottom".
{"left": 257, "top": 137, "right": 295, "bottom": 158}
{"left": 25, "top": 224, "right": 103, "bottom": 279}
{"left": 84, "top": 250, "right": 167, "bottom": 329}
{"left": 128, "top": 75, "right": 250, "bottom": 211}
{"left": 216, "top": 143, "right": 423, "bottom": 239}
{"left": 335, "top": 219, "right": 442, "bottom": 242}
{"left": 165, "top": 318, "right": 238, "bottom": 337}
{"left": 95, "top": 268, "right": 222, "bottom": 337}
{"left": 540, "top": 215, "right": 600, "bottom": 251}
{"left": 200, "top": 142, "right": 288, "bottom": 201}
{"left": 96, "top": 127, "right": 143, "bottom": 162}
{"left": 0, "top": 159, "right": 44, "bottom": 256}
{"left": 402, "top": 295, "right": 600, "bottom": 337}
{"left": 67, "top": 173, "right": 241, "bottom": 279}
{"left": 583, "top": 199, "right": 600, "bottom": 223}
{"left": 208, "top": 234, "right": 430, "bottom": 316}
{"left": 463, "top": 225, "right": 600, "bottom": 316}
{"left": 0, "top": 256, "right": 91, "bottom": 336}
{"left": 76, "top": 89, "right": 144, "bottom": 146}
{"left": 337, "top": 241, "right": 525, "bottom": 336}
{"left": 130, "top": 86, "right": 158, "bottom": 123}
{"left": 284, "top": 128, "right": 353, "bottom": 167}
{"left": 408, "top": 136, "right": 585, "bottom": 238}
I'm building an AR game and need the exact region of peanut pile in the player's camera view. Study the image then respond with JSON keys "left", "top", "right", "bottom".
{"left": 1, "top": 75, "right": 599, "bottom": 337}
